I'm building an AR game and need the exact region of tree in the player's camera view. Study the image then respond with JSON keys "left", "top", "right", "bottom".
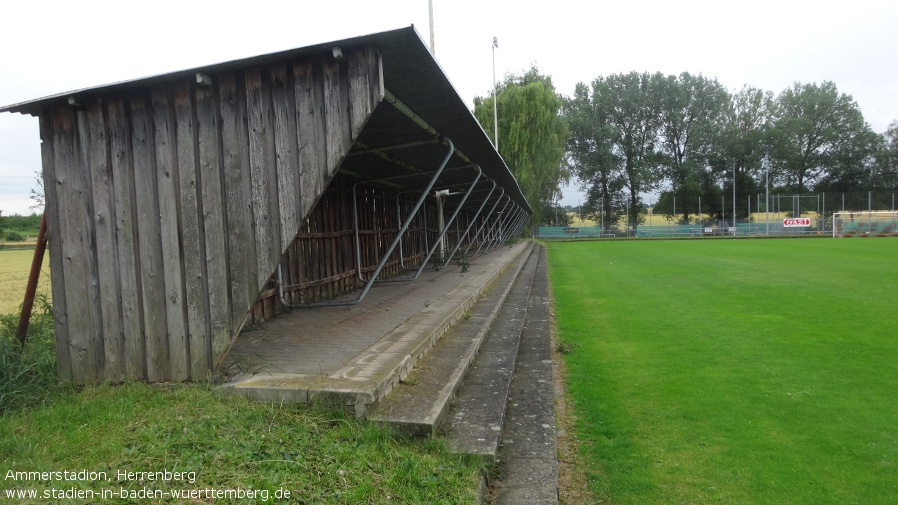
{"left": 872, "top": 120, "right": 898, "bottom": 190}
{"left": 600, "top": 72, "right": 665, "bottom": 233}
{"left": 770, "top": 81, "right": 877, "bottom": 192}
{"left": 715, "top": 86, "right": 774, "bottom": 218}
{"left": 656, "top": 72, "right": 731, "bottom": 222}
{"left": 473, "top": 66, "right": 570, "bottom": 227}
{"left": 564, "top": 82, "right": 624, "bottom": 232}
{"left": 564, "top": 72, "right": 666, "bottom": 233}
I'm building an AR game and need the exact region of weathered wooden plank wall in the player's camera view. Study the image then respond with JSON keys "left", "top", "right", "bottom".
{"left": 40, "top": 47, "right": 383, "bottom": 383}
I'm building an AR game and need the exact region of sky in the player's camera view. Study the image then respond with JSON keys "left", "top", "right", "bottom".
{"left": 1, "top": 0, "right": 896, "bottom": 215}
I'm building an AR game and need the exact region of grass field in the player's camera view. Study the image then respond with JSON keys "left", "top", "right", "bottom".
{"left": 548, "top": 238, "right": 898, "bottom": 504}
{"left": 0, "top": 249, "right": 51, "bottom": 315}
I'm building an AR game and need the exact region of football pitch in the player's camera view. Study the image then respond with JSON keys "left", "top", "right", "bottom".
{"left": 548, "top": 238, "right": 898, "bottom": 504}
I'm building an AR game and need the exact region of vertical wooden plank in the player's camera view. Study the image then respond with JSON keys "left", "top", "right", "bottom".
{"left": 219, "top": 71, "right": 257, "bottom": 333}
{"left": 75, "top": 109, "right": 106, "bottom": 382}
{"left": 245, "top": 67, "right": 282, "bottom": 291}
{"left": 348, "top": 48, "right": 372, "bottom": 140}
{"left": 325, "top": 196, "right": 335, "bottom": 297}
{"left": 107, "top": 96, "right": 146, "bottom": 380}
{"left": 194, "top": 79, "right": 232, "bottom": 364}
{"left": 151, "top": 85, "right": 189, "bottom": 381}
{"left": 323, "top": 57, "right": 349, "bottom": 177}
{"left": 309, "top": 205, "right": 320, "bottom": 300}
{"left": 294, "top": 59, "right": 326, "bottom": 221}
{"left": 85, "top": 97, "right": 126, "bottom": 380}
{"left": 39, "top": 113, "right": 72, "bottom": 383}
{"left": 48, "top": 106, "right": 97, "bottom": 384}
{"left": 131, "top": 92, "right": 170, "bottom": 382}
{"left": 341, "top": 182, "right": 353, "bottom": 291}
{"left": 271, "top": 63, "right": 299, "bottom": 247}
{"left": 173, "top": 80, "right": 211, "bottom": 379}
{"left": 369, "top": 47, "right": 385, "bottom": 111}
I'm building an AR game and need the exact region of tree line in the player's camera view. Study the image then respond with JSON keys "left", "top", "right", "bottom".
{"left": 473, "top": 67, "right": 898, "bottom": 231}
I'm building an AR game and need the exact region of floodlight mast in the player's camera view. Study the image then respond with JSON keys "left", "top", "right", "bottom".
{"left": 732, "top": 158, "right": 736, "bottom": 236}
{"left": 492, "top": 36, "right": 499, "bottom": 152}
{"left": 765, "top": 147, "right": 770, "bottom": 236}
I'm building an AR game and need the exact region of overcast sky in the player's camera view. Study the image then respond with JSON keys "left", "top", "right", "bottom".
{"left": 1, "top": 0, "right": 896, "bottom": 214}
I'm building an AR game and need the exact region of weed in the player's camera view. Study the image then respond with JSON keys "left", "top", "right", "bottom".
{"left": 555, "top": 341, "right": 578, "bottom": 354}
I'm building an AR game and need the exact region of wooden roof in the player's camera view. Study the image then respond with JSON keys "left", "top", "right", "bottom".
{"left": 0, "top": 26, "right": 530, "bottom": 213}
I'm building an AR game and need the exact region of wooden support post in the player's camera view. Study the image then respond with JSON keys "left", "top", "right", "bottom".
{"left": 16, "top": 214, "right": 48, "bottom": 346}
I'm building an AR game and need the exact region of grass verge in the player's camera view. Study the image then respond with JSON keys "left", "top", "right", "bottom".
{"left": 1, "top": 304, "right": 486, "bottom": 504}
{"left": 1, "top": 381, "right": 486, "bottom": 504}
{"left": 548, "top": 238, "right": 898, "bottom": 504}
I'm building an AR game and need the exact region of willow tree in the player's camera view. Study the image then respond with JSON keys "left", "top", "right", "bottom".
{"left": 474, "top": 66, "right": 569, "bottom": 226}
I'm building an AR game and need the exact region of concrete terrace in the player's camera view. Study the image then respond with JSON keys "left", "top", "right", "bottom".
{"left": 220, "top": 241, "right": 531, "bottom": 417}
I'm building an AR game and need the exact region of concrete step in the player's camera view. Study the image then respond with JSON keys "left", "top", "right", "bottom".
{"left": 365, "top": 242, "right": 538, "bottom": 436}
{"left": 491, "top": 245, "right": 559, "bottom": 504}
{"left": 220, "top": 241, "right": 532, "bottom": 418}
{"left": 439, "top": 246, "right": 541, "bottom": 458}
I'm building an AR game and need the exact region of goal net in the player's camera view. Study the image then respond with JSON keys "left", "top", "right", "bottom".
{"left": 832, "top": 211, "right": 898, "bottom": 238}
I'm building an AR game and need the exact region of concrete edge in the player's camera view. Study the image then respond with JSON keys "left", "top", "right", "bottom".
{"left": 366, "top": 242, "right": 537, "bottom": 432}
{"left": 222, "top": 241, "right": 534, "bottom": 417}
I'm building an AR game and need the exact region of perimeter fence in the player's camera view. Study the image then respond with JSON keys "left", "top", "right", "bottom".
{"left": 536, "top": 191, "right": 897, "bottom": 239}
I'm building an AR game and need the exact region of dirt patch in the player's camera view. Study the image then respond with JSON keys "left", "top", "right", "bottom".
{"left": 550, "top": 296, "right": 598, "bottom": 504}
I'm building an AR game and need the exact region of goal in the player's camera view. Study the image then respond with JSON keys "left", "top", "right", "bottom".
{"left": 832, "top": 211, "right": 898, "bottom": 238}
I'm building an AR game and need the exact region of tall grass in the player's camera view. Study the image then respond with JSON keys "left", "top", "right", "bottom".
{"left": 0, "top": 294, "right": 69, "bottom": 414}
{"left": 549, "top": 239, "right": 898, "bottom": 504}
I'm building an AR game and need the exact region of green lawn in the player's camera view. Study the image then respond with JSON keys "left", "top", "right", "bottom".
{"left": 549, "top": 238, "right": 898, "bottom": 504}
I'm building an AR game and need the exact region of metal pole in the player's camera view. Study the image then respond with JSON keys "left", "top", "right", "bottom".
{"left": 732, "top": 158, "right": 736, "bottom": 234}
{"left": 477, "top": 197, "right": 510, "bottom": 255}
{"left": 494, "top": 205, "right": 520, "bottom": 246}
{"left": 492, "top": 37, "right": 499, "bottom": 152}
{"left": 284, "top": 138, "right": 456, "bottom": 308}
{"left": 765, "top": 149, "right": 770, "bottom": 236}
{"left": 441, "top": 179, "right": 495, "bottom": 268}
{"left": 428, "top": 0, "right": 435, "bottom": 55}
{"left": 626, "top": 201, "right": 629, "bottom": 237}
{"left": 464, "top": 188, "right": 504, "bottom": 256}
{"left": 499, "top": 205, "right": 520, "bottom": 245}
{"left": 405, "top": 166, "right": 482, "bottom": 279}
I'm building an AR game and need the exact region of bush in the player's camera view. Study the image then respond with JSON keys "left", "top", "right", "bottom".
{"left": 4, "top": 231, "right": 26, "bottom": 242}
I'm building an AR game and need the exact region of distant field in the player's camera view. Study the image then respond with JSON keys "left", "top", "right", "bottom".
{"left": 548, "top": 238, "right": 898, "bottom": 504}
{"left": 0, "top": 249, "right": 51, "bottom": 314}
